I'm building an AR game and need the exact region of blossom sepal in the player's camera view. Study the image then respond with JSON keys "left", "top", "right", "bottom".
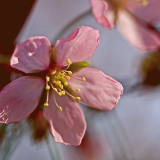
{"left": 68, "top": 61, "right": 90, "bottom": 73}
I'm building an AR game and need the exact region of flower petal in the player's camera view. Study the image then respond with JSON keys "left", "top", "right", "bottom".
{"left": 55, "top": 26, "right": 100, "bottom": 66}
{"left": 117, "top": 10, "right": 160, "bottom": 51}
{"left": 43, "top": 92, "right": 86, "bottom": 146}
{"left": 128, "top": 0, "right": 160, "bottom": 23}
{"left": 11, "top": 37, "right": 51, "bottom": 73}
{"left": 69, "top": 68, "right": 123, "bottom": 110}
{"left": 0, "top": 76, "right": 44, "bottom": 124}
{"left": 90, "top": 0, "right": 115, "bottom": 29}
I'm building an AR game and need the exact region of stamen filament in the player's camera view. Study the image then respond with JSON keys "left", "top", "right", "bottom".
{"left": 50, "top": 83, "right": 58, "bottom": 93}
{"left": 44, "top": 90, "right": 49, "bottom": 107}
{"left": 72, "top": 76, "right": 86, "bottom": 82}
{"left": 54, "top": 94, "right": 63, "bottom": 111}
{"left": 65, "top": 90, "right": 81, "bottom": 102}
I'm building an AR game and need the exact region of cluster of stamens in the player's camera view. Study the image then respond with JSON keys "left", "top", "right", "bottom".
{"left": 43, "top": 59, "right": 86, "bottom": 111}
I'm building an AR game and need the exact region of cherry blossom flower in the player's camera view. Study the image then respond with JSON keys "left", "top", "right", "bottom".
{"left": 90, "top": 0, "right": 160, "bottom": 51}
{"left": 0, "top": 26, "right": 123, "bottom": 145}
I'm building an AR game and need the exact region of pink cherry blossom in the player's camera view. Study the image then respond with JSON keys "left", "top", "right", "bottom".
{"left": 90, "top": 0, "right": 160, "bottom": 51}
{"left": 0, "top": 26, "right": 123, "bottom": 145}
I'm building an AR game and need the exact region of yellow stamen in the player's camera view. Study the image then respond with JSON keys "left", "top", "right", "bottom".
{"left": 66, "top": 59, "right": 72, "bottom": 65}
{"left": 60, "top": 77, "right": 66, "bottom": 83}
{"left": 53, "top": 88, "right": 57, "bottom": 92}
{"left": 46, "top": 76, "right": 50, "bottom": 82}
{"left": 54, "top": 94, "right": 63, "bottom": 111}
{"left": 57, "top": 81, "right": 61, "bottom": 84}
{"left": 67, "top": 71, "right": 72, "bottom": 75}
{"left": 58, "top": 92, "right": 63, "bottom": 96}
{"left": 51, "top": 70, "right": 56, "bottom": 75}
{"left": 44, "top": 103, "right": 49, "bottom": 107}
{"left": 59, "top": 84, "right": 63, "bottom": 89}
{"left": 64, "top": 82, "right": 68, "bottom": 86}
{"left": 82, "top": 77, "right": 86, "bottom": 82}
{"left": 61, "top": 91, "right": 65, "bottom": 95}
{"left": 66, "top": 76, "right": 70, "bottom": 80}
{"left": 75, "top": 97, "right": 81, "bottom": 102}
{"left": 76, "top": 88, "right": 80, "bottom": 92}
{"left": 45, "top": 85, "right": 50, "bottom": 90}
{"left": 58, "top": 106, "right": 63, "bottom": 111}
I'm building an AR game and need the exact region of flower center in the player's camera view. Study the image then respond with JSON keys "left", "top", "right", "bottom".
{"left": 43, "top": 58, "right": 86, "bottom": 111}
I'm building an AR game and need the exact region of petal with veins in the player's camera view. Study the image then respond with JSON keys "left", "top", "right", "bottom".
{"left": 43, "top": 92, "right": 86, "bottom": 146}
{"left": 90, "top": 0, "right": 115, "bottom": 29}
{"left": 118, "top": 10, "right": 160, "bottom": 51}
{"left": 128, "top": 0, "right": 160, "bottom": 23}
{"left": 55, "top": 26, "right": 100, "bottom": 66}
{"left": 11, "top": 37, "right": 51, "bottom": 73}
{"left": 0, "top": 76, "right": 44, "bottom": 123}
{"left": 69, "top": 68, "right": 123, "bottom": 110}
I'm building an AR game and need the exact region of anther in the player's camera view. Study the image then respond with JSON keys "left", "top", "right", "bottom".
{"left": 53, "top": 88, "right": 57, "bottom": 92}
{"left": 75, "top": 97, "right": 81, "bottom": 102}
{"left": 67, "top": 71, "right": 72, "bottom": 75}
{"left": 44, "top": 103, "right": 49, "bottom": 107}
{"left": 82, "top": 77, "right": 86, "bottom": 82}
{"left": 46, "top": 76, "right": 50, "bottom": 82}
{"left": 54, "top": 94, "right": 63, "bottom": 111}
{"left": 66, "top": 59, "right": 72, "bottom": 65}
{"left": 64, "top": 82, "right": 68, "bottom": 86}
{"left": 66, "top": 76, "right": 70, "bottom": 80}
{"left": 76, "top": 88, "right": 80, "bottom": 92}
{"left": 58, "top": 92, "right": 63, "bottom": 96}
{"left": 61, "top": 91, "right": 65, "bottom": 95}
{"left": 51, "top": 70, "right": 56, "bottom": 75}
{"left": 57, "top": 81, "right": 61, "bottom": 84}
{"left": 57, "top": 84, "right": 63, "bottom": 89}
{"left": 45, "top": 85, "right": 50, "bottom": 90}
{"left": 58, "top": 106, "right": 63, "bottom": 111}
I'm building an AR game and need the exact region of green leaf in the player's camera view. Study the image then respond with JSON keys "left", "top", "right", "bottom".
{"left": 67, "top": 61, "right": 90, "bottom": 73}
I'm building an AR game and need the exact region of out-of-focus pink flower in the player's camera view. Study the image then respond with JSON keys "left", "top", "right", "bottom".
{"left": 0, "top": 26, "right": 123, "bottom": 145}
{"left": 66, "top": 128, "right": 107, "bottom": 160}
{"left": 90, "top": 0, "right": 160, "bottom": 51}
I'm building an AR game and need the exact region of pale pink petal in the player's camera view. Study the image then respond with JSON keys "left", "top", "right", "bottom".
{"left": 55, "top": 26, "right": 100, "bottom": 66}
{"left": 0, "top": 76, "right": 44, "bottom": 124}
{"left": 117, "top": 10, "right": 160, "bottom": 51}
{"left": 11, "top": 37, "right": 51, "bottom": 73}
{"left": 128, "top": 0, "right": 160, "bottom": 23}
{"left": 90, "top": 0, "right": 115, "bottom": 29}
{"left": 43, "top": 92, "right": 86, "bottom": 146}
{"left": 69, "top": 68, "right": 123, "bottom": 110}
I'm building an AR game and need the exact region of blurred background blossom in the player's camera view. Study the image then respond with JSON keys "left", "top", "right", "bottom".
{"left": 1, "top": 0, "right": 160, "bottom": 160}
